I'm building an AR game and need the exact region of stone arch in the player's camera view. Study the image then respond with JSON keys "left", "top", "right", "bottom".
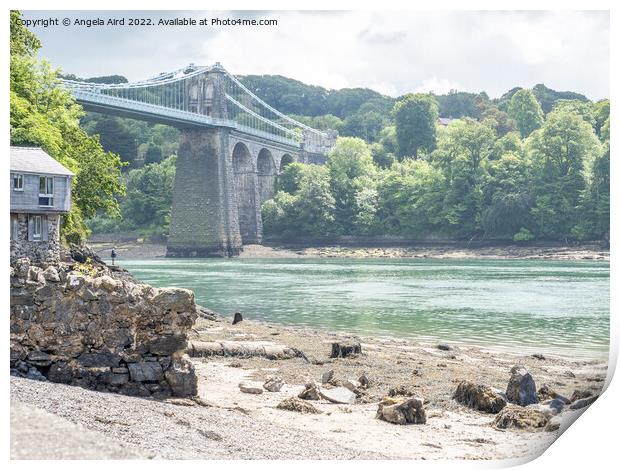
{"left": 232, "top": 142, "right": 259, "bottom": 244}
{"left": 257, "top": 149, "right": 277, "bottom": 204}
{"left": 280, "top": 154, "right": 294, "bottom": 173}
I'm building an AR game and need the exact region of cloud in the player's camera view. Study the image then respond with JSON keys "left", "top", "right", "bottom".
{"left": 23, "top": 10, "right": 609, "bottom": 100}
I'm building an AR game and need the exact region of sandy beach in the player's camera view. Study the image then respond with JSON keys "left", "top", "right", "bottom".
{"left": 10, "top": 310, "right": 609, "bottom": 460}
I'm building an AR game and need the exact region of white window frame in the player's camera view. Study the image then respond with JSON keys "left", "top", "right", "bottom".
{"left": 12, "top": 173, "right": 23, "bottom": 191}
{"left": 38, "top": 176, "right": 54, "bottom": 207}
{"left": 32, "top": 215, "right": 42, "bottom": 241}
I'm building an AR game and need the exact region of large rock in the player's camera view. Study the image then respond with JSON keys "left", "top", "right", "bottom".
{"left": 319, "top": 386, "right": 356, "bottom": 405}
{"left": 453, "top": 381, "right": 507, "bottom": 413}
{"left": 569, "top": 395, "right": 598, "bottom": 410}
{"left": 263, "top": 376, "right": 284, "bottom": 392}
{"left": 506, "top": 366, "right": 538, "bottom": 406}
{"left": 376, "top": 396, "right": 426, "bottom": 425}
{"left": 493, "top": 404, "right": 548, "bottom": 430}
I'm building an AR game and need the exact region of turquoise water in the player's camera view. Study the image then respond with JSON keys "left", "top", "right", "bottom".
{"left": 118, "top": 258, "right": 610, "bottom": 357}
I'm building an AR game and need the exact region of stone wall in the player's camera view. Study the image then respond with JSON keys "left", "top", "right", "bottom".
{"left": 10, "top": 214, "right": 61, "bottom": 263}
{"left": 10, "top": 258, "right": 198, "bottom": 398}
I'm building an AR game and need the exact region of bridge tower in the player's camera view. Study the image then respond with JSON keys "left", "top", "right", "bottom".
{"left": 167, "top": 65, "right": 244, "bottom": 257}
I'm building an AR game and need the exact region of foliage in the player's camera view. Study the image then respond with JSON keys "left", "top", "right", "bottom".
{"left": 507, "top": 89, "right": 544, "bottom": 138}
{"left": 262, "top": 165, "right": 335, "bottom": 237}
{"left": 10, "top": 10, "right": 124, "bottom": 243}
{"left": 392, "top": 93, "right": 439, "bottom": 158}
{"left": 327, "top": 138, "right": 376, "bottom": 233}
{"left": 88, "top": 157, "right": 177, "bottom": 236}
{"left": 527, "top": 108, "right": 602, "bottom": 239}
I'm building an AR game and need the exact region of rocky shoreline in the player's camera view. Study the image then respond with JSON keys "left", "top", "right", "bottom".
{"left": 11, "top": 301, "right": 609, "bottom": 459}
{"left": 88, "top": 241, "right": 609, "bottom": 261}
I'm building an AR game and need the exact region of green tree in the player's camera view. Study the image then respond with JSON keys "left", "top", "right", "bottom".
{"left": 10, "top": 10, "right": 124, "bottom": 243}
{"left": 144, "top": 145, "right": 163, "bottom": 165}
{"left": 393, "top": 93, "right": 439, "bottom": 158}
{"left": 93, "top": 116, "right": 139, "bottom": 166}
{"left": 508, "top": 89, "right": 544, "bottom": 138}
{"left": 376, "top": 159, "right": 445, "bottom": 236}
{"left": 481, "top": 152, "right": 532, "bottom": 238}
{"left": 593, "top": 99, "right": 610, "bottom": 139}
{"left": 327, "top": 137, "right": 376, "bottom": 233}
{"left": 262, "top": 165, "right": 335, "bottom": 237}
{"left": 431, "top": 119, "right": 496, "bottom": 236}
{"left": 527, "top": 108, "right": 602, "bottom": 239}
{"left": 122, "top": 156, "right": 176, "bottom": 229}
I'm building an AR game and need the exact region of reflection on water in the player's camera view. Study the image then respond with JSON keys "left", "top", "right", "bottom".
{"left": 119, "top": 258, "right": 610, "bottom": 357}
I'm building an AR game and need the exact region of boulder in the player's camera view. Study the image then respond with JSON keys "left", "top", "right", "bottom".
{"left": 493, "top": 404, "right": 548, "bottom": 430}
{"left": 569, "top": 395, "right": 598, "bottom": 410}
{"left": 277, "top": 397, "right": 321, "bottom": 414}
{"left": 298, "top": 382, "right": 321, "bottom": 400}
{"left": 239, "top": 382, "right": 263, "bottom": 394}
{"left": 376, "top": 396, "right": 426, "bottom": 425}
{"left": 453, "top": 381, "right": 507, "bottom": 413}
{"left": 319, "top": 386, "right": 357, "bottom": 405}
{"left": 570, "top": 389, "right": 593, "bottom": 402}
{"left": 263, "top": 376, "right": 284, "bottom": 392}
{"left": 506, "top": 366, "right": 538, "bottom": 406}
{"left": 545, "top": 398, "right": 566, "bottom": 415}
{"left": 330, "top": 340, "right": 361, "bottom": 358}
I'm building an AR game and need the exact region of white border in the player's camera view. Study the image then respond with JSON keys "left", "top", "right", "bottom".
{"left": 2, "top": 1, "right": 616, "bottom": 469}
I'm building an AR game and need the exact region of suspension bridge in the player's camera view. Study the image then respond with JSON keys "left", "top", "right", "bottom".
{"left": 61, "top": 63, "right": 337, "bottom": 257}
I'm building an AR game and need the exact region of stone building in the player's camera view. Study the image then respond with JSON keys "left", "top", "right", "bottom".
{"left": 10, "top": 147, "right": 73, "bottom": 262}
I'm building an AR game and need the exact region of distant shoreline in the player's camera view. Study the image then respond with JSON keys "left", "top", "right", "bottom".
{"left": 88, "top": 240, "right": 609, "bottom": 261}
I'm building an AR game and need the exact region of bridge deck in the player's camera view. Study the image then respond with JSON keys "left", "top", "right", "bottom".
{"left": 73, "top": 90, "right": 301, "bottom": 149}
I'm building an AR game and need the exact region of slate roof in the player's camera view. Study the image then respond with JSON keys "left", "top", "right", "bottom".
{"left": 10, "top": 147, "right": 75, "bottom": 176}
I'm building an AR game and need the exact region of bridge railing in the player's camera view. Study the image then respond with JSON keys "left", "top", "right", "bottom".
{"left": 60, "top": 63, "right": 337, "bottom": 153}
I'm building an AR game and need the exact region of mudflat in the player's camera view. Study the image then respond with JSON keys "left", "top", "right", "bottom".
{"left": 88, "top": 241, "right": 609, "bottom": 261}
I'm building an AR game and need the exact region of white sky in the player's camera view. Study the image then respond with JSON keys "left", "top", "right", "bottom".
{"left": 23, "top": 10, "right": 609, "bottom": 100}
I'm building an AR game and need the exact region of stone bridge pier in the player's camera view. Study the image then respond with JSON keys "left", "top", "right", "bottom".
{"left": 166, "top": 128, "right": 298, "bottom": 257}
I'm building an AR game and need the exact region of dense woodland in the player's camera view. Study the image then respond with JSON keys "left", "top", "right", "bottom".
{"left": 11, "top": 11, "right": 610, "bottom": 244}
